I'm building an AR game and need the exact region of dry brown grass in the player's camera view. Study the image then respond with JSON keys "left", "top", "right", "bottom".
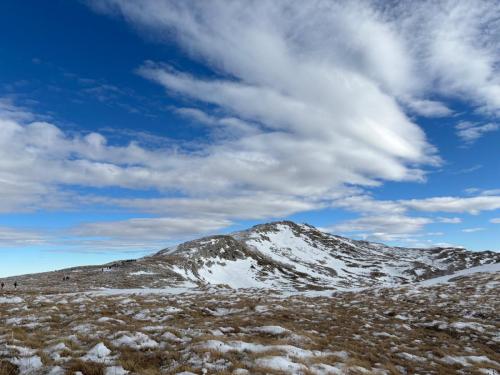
{"left": 65, "top": 360, "right": 106, "bottom": 375}
{"left": 0, "top": 271, "right": 498, "bottom": 374}
{"left": 0, "top": 361, "right": 19, "bottom": 375}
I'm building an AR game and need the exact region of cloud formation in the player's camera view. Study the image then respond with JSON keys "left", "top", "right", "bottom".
{"left": 2, "top": 1, "right": 500, "bottom": 250}
{"left": 330, "top": 215, "right": 432, "bottom": 242}
{"left": 462, "top": 228, "right": 485, "bottom": 233}
{"left": 329, "top": 193, "right": 500, "bottom": 242}
{"left": 456, "top": 121, "right": 499, "bottom": 143}
{"left": 0, "top": 226, "right": 47, "bottom": 247}
{"left": 74, "top": 217, "right": 231, "bottom": 241}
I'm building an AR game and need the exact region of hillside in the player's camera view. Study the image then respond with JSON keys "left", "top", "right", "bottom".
{"left": 2, "top": 221, "right": 498, "bottom": 292}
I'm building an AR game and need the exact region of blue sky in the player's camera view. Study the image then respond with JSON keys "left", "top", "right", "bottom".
{"left": 1, "top": 0, "right": 499, "bottom": 277}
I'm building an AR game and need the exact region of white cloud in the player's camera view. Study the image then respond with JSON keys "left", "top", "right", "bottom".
{"left": 73, "top": 217, "right": 231, "bottom": 240}
{"left": 462, "top": 227, "right": 485, "bottom": 233}
{"left": 92, "top": 0, "right": 500, "bottom": 115}
{"left": 452, "top": 165, "right": 483, "bottom": 175}
{"left": 333, "top": 194, "right": 500, "bottom": 216}
{"left": 92, "top": 1, "right": 446, "bottom": 191}
{"left": 331, "top": 215, "right": 431, "bottom": 237}
{"left": 86, "top": 0, "right": 500, "bottom": 245}
{"left": 490, "top": 218, "right": 500, "bottom": 224}
{"left": 138, "top": 63, "right": 434, "bottom": 187}
{"left": 330, "top": 195, "right": 405, "bottom": 215}
{"left": 437, "top": 217, "right": 462, "bottom": 224}
{"left": 0, "top": 226, "right": 47, "bottom": 247}
{"left": 99, "top": 194, "right": 323, "bottom": 221}
{"left": 0, "top": 98, "right": 34, "bottom": 122}
{"left": 175, "top": 107, "right": 259, "bottom": 138}
{"left": 386, "top": 1, "right": 500, "bottom": 115}
{"left": 402, "top": 196, "right": 500, "bottom": 214}
{"left": 403, "top": 98, "right": 453, "bottom": 118}
{"left": 329, "top": 215, "right": 432, "bottom": 242}
{"left": 327, "top": 194, "right": 499, "bottom": 242}
{"left": 478, "top": 189, "right": 500, "bottom": 196}
{"left": 456, "top": 121, "right": 499, "bottom": 143}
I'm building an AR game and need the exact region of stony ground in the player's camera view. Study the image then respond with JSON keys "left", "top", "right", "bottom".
{"left": 0, "top": 270, "right": 499, "bottom": 375}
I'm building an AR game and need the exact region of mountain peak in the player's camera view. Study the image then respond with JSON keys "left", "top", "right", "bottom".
{"left": 2, "top": 221, "right": 498, "bottom": 292}
{"left": 248, "top": 220, "right": 306, "bottom": 232}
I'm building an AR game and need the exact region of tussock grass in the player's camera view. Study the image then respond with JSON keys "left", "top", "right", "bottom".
{"left": 65, "top": 360, "right": 105, "bottom": 375}
{"left": 0, "top": 361, "right": 19, "bottom": 375}
{"left": 0, "top": 271, "right": 498, "bottom": 374}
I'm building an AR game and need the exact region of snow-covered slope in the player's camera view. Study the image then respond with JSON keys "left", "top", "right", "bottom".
{"left": 154, "top": 221, "right": 498, "bottom": 290}
{"left": 2, "top": 221, "right": 498, "bottom": 292}
{"left": 417, "top": 262, "right": 500, "bottom": 286}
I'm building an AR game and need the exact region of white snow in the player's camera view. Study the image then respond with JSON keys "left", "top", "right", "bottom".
{"left": 197, "top": 257, "right": 271, "bottom": 288}
{"left": 0, "top": 296, "right": 23, "bottom": 303}
{"left": 199, "top": 340, "right": 325, "bottom": 359}
{"left": 441, "top": 355, "right": 499, "bottom": 367}
{"left": 252, "top": 325, "right": 290, "bottom": 335}
{"left": 449, "top": 322, "right": 491, "bottom": 332}
{"left": 161, "top": 331, "right": 182, "bottom": 342}
{"left": 112, "top": 332, "right": 159, "bottom": 349}
{"left": 11, "top": 356, "right": 43, "bottom": 373}
{"left": 97, "top": 317, "right": 126, "bottom": 324}
{"left": 47, "top": 366, "right": 65, "bottom": 375}
{"left": 418, "top": 263, "right": 500, "bottom": 286}
{"left": 88, "top": 285, "right": 198, "bottom": 296}
{"left": 81, "top": 343, "right": 112, "bottom": 363}
{"left": 105, "top": 366, "right": 128, "bottom": 375}
{"left": 255, "top": 356, "right": 307, "bottom": 373}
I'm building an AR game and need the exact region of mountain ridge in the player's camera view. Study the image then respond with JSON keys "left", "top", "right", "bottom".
{"left": 1, "top": 221, "right": 498, "bottom": 292}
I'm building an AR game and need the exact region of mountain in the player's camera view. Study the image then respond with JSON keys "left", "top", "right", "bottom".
{"left": 1, "top": 221, "right": 499, "bottom": 375}
{"left": 2, "top": 221, "right": 498, "bottom": 292}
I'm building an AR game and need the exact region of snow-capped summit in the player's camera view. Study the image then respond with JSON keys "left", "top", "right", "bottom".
{"left": 155, "top": 220, "right": 499, "bottom": 290}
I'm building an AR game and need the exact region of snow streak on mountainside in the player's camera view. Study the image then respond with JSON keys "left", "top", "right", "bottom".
{"left": 3, "top": 221, "right": 497, "bottom": 292}
{"left": 161, "top": 221, "right": 499, "bottom": 290}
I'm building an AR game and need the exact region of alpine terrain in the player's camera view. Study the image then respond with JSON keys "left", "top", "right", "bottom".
{"left": 0, "top": 221, "right": 499, "bottom": 374}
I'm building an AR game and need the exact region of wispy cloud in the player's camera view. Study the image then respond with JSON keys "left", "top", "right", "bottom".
{"left": 451, "top": 165, "right": 483, "bottom": 175}
{"left": 462, "top": 227, "right": 485, "bottom": 233}
{"left": 403, "top": 98, "right": 453, "bottom": 118}
{"left": 73, "top": 217, "right": 231, "bottom": 241}
{"left": 437, "top": 217, "right": 462, "bottom": 224}
{"left": 402, "top": 196, "right": 500, "bottom": 214}
{"left": 456, "top": 121, "right": 499, "bottom": 144}
{"left": 327, "top": 193, "right": 499, "bottom": 243}
{"left": 0, "top": 226, "right": 47, "bottom": 247}
{"left": 330, "top": 215, "right": 432, "bottom": 242}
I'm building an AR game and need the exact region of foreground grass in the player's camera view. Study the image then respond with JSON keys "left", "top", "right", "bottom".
{"left": 0, "top": 270, "right": 499, "bottom": 375}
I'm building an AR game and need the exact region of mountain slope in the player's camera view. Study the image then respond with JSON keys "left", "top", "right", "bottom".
{"left": 1, "top": 221, "right": 498, "bottom": 292}
{"left": 158, "top": 221, "right": 499, "bottom": 290}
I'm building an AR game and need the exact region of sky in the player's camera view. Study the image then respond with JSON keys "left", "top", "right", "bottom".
{"left": 0, "top": 0, "right": 499, "bottom": 277}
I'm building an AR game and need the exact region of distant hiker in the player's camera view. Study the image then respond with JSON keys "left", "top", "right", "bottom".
{"left": 1, "top": 282, "right": 4, "bottom": 290}
{"left": 13, "top": 282, "right": 17, "bottom": 289}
